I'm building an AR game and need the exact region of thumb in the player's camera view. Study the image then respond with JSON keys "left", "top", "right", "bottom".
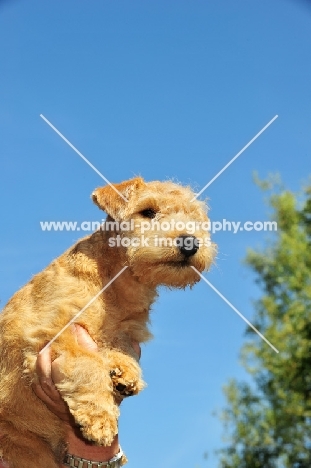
{"left": 71, "top": 324, "right": 98, "bottom": 352}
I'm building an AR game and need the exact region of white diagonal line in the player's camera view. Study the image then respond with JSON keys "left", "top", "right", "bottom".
{"left": 40, "top": 114, "right": 128, "bottom": 202}
{"left": 191, "top": 267, "right": 279, "bottom": 353}
{"left": 191, "top": 115, "right": 278, "bottom": 201}
{"left": 39, "top": 266, "right": 128, "bottom": 354}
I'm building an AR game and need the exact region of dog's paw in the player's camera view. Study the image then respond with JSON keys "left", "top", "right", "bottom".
{"left": 110, "top": 363, "right": 145, "bottom": 397}
{"left": 73, "top": 406, "right": 119, "bottom": 446}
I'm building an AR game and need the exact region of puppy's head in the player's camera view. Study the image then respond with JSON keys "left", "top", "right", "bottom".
{"left": 92, "top": 178, "right": 216, "bottom": 288}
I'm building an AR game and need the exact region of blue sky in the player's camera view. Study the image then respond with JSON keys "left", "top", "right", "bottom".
{"left": 1, "top": 1, "right": 310, "bottom": 466}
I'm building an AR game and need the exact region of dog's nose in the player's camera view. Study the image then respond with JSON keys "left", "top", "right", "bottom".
{"left": 176, "top": 235, "right": 200, "bottom": 257}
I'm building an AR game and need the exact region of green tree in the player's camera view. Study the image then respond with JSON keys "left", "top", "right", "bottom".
{"left": 219, "top": 179, "right": 311, "bottom": 468}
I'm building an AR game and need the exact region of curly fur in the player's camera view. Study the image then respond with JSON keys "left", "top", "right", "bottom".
{"left": 0, "top": 177, "right": 216, "bottom": 467}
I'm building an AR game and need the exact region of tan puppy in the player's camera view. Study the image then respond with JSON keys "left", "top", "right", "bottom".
{"left": 0, "top": 177, "right": 216, "bottom": 467}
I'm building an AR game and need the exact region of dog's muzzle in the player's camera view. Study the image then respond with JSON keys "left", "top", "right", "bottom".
{"left": 175, "top": 235, "right": 199, "bottom": 257}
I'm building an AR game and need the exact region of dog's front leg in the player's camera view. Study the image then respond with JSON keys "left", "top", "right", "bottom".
{"left": 54, "top": 348, "right": 119, "bottom": 447}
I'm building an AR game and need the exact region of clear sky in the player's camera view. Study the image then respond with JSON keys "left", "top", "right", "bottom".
{"left": 1, "top": 1, "right": 310, "bottom": 467}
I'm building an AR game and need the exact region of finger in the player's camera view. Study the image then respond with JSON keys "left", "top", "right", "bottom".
{"left": 50, "top": 356, "right": 66, "bottom": 385}
{"left": 36, "top": 346, "right": 62, "bottom": 400}
{"left": 34, "top": 350, "right": 71, "bottom": 420}
{"left": 72, "top": 324, "right": 98, "bottom": 351}
{"left": 132, "top": 341, "right": 141, "bottom": 360}
{"left": 36, "top": 345, "right": 53, "bottom": 387}
{"left": 32, "top": 382, "right": 57, "bottom": 406}
{"left": 32, "top": 381, "right": 70, "bottom": 421}
{"left": 0, "top": 459, "right": 9, "bottom": 468}
{"left": 32, "top": 374, "right": 65, "bottom": 410}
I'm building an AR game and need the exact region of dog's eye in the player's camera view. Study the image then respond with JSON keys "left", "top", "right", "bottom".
{"left": 140, "top": 208, "right": 157, "bottom": 219}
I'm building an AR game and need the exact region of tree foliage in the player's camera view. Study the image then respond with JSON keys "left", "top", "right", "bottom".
{"left": 219, "top": 180, "right": 311, "bottom": 468}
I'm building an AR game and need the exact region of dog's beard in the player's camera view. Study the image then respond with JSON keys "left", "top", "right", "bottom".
{"left": 126, "top": 245, "right": 214, "bottom": 287}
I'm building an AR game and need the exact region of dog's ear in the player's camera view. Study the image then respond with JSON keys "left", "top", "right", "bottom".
{"left": 92, "top": 177, "right": 145, "bottom": 220}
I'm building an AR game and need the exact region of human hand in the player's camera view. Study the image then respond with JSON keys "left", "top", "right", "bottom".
{"left": 32, "top": 325, "right": 141, "bottom": 421}
{"left": 32, "top": 324, "right": 97, "bottom": 422}
{"left": 1, "top": 327, "right": 140, "bottom": 466}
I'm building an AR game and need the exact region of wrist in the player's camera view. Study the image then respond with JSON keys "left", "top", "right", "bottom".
{"left": 62, "top": 447, "right": 125, "bottom": 467}
{"left": 64, "top": 424, "right": 119, "bottom": 461}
